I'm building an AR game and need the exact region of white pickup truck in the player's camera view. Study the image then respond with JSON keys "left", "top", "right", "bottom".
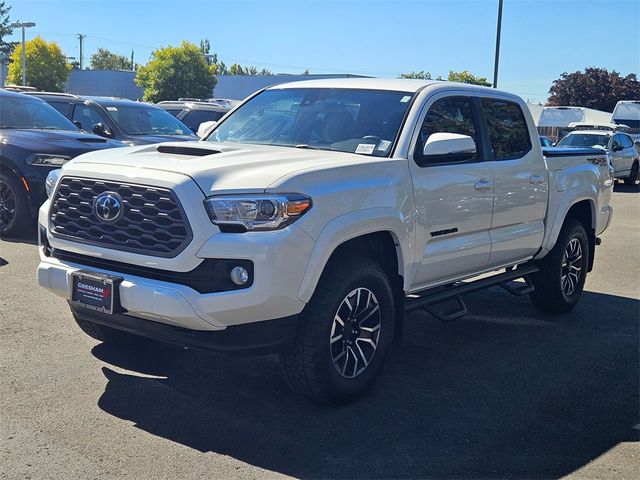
{"left": 37, "top": 79, "right": 614, "bottom": 404}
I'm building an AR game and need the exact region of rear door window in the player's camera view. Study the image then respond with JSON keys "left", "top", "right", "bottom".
{"left": 620, "top": 135, "right": 634, "bottom": 149}
{"left": 482, "top": 99, "right": 532, "bottom": 160}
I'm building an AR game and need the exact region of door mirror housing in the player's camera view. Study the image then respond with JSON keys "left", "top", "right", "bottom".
{"left": 420, "top": 132, "right": 477, "bottom": 165}
{"left": 612, "top": 144, "right": 623, "bottom": 152}
{"left": 91, "top": 122, "right": 112, "bottom": 138}
{"left": 197, "top": 120, "right": 217, "bottom": 138}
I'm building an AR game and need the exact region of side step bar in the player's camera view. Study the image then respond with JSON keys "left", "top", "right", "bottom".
{"left": 405, "top": 264, "right": 539, "bottom": 321}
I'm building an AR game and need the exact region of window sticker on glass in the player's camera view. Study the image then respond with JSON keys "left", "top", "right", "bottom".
{"left": 377, "top": 140, "right": 392, "bottom": 152}
{"left": 355, "top": 144, "right": 376, "bottom": 155}
{"left": 400, "top": 96, "right": 412, "bottom": 103}
{"left": 106, "top": 107, "right": 118, "bottom": 112}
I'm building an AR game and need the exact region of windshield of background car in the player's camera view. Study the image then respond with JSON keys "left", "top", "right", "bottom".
{"left": 556, "top": 133, "right": 609, "bottom": 148}
{"left": 207, "top": 88, "right": 414, "bottom": 157}
{"left": 0, "top": 97, "right": 78, "bottom": 130}
{"left": 104, "top": 105, "right": 192, "bottom": 136}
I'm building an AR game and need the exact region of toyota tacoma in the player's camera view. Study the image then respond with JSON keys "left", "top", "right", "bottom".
{"left": 37, "top": 79, "right": 614, "bottom": 404}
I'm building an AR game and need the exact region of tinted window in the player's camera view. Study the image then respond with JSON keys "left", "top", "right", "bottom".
{"left": 417, "top": 96, "right": 479, "bottom": 162}
{"left": 105, "top": 105, "right": 191, "bottom": 136}
{"left": 181, "top": 110, "right": 225, "bottom": 131}
{"left": 162, "top": 108, "right": 183, "bottom": 118}
{"left": 620, "top": 135, "right": 634, "bottom": 148}
{"left": 482, "top": 99, "right": 532, "bottom": 160}
{"left": 72, "top": 105, "right": 109, "bottom": 132}
{"left": 0, "top": 97, "right": 77, "bottom": 130}
{"left": 556, "top": 133, "right": 610, "bottom": 148}
{"left": 611, "top": 135, "right": 623, "bottom": 150}
{"left": 47, "top": 101, "right": 74, "bottom": 118}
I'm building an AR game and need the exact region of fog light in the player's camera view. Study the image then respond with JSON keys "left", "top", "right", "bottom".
{"left": 230, "top": 266, "right": 249, "bottom": 286}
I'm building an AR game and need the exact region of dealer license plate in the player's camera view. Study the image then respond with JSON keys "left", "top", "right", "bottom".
{"left": 71, "top": 270, "right": 122, "bottom": 315}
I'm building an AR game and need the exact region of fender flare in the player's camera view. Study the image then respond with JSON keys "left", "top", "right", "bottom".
{"left": 539, "top": 190, "right": 597, "bottom": 256}
{"left": 297, "top": 207, "right": 411, "bottom": 303}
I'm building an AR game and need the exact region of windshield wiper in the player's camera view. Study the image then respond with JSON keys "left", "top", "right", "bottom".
{"left": 294, "top": 144, "right": 323, "bottom": 150}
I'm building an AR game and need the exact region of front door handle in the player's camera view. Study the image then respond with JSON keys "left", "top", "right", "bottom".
{"left": 529, "top": 174, "right": 545, "bottom": 184}
{"left": 474, "top": 180, "right": 493, "bottom": 191}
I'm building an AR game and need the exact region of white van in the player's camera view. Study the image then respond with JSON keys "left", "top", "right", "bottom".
{"left": 612, "top": 101, "right": 640, "bottom": 141}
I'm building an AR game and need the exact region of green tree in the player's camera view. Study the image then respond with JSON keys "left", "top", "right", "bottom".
{"left": 228, "top": 63, "right": 245, "bottom": 75}
{"left": 547, "top": 67, "right": 640, "bottom": 112}
{"left": 0, "top": 1, "right": 16, "bottom": 57}
{"left": 447, "top": 70, "right": 491, "bottom": 86}
{"left": 90, "top": 47, "right": 133, "bottom": 70}
{"left": 7, "top": 36, "right": 71, "bottom": 91}
{"left": 400, "top": 71, "right": 431, "bottom": 79}
{"left": 135, "top": 41, "right": 217, "bottom": 102}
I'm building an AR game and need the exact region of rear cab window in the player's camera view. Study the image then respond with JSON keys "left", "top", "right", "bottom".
{"left": 481, "top": 98, "right": 532, "bottom": 160}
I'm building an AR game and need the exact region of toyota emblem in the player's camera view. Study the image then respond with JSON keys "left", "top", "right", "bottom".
{"left": 93, "top": 192, "right": 124, "bottom": 223}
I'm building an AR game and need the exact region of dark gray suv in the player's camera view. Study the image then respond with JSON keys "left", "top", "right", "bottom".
{"left": 24, "top": 92, "right": 198, "bottom": 145}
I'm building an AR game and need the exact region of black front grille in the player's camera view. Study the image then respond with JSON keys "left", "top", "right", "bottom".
{"left": 50, "top": 177, "right": 192, "bottom": 257}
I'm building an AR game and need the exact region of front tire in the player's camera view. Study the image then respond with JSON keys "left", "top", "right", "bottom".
{"left": 280, "top": 256, "right": 395, "bottom": 404}
{"left": 529, "top": 219, "right": 589, "bottom": 313}
{"left": 625, "top": 161, "right": 639, "bottom": 185}
{"left": 0, "top": 173, "right": 30, "bottom": 237}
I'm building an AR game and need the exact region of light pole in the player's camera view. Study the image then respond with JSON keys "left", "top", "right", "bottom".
{"left": 492, "top": 0, "right": 503, "bottom": 88}
{"left": 10, "top": 21, "right": 36, "bottom": 86}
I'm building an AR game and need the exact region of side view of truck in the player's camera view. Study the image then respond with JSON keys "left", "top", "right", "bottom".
{"left": 37, "top": 79, "right": 614, "bottom": 404}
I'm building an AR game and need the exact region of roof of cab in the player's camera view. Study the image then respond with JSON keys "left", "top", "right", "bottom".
{"left": 269, "top": 77, "right": 504, "bottom": 95}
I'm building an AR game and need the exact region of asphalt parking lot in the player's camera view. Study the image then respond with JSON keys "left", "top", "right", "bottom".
{"left": 1, "top": 184, "right": 638, "bottom": 480}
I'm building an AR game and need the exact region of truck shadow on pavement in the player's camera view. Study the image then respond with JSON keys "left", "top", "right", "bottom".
{"left": 93, "top": 287, "right": 639, "bottom": 479}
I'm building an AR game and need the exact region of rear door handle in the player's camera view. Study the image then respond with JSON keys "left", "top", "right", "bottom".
{"left": 529, "top": 175, "right": 545, "bottom": 184}
{"left": 474, "top": 180, "right": 493, "bottom": 191}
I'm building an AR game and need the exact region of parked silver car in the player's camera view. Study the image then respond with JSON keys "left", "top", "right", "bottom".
{"left": 556, "top": 130, "right": 639, "bottom": 184}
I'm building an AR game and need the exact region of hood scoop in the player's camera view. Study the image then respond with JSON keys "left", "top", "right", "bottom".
{"left": 156, "top": 145, "right": 221, "bottom": 157}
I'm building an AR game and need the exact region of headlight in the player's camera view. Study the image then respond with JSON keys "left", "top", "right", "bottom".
{"left": 45, "top": 169, "right": 62, "bottom": 199}
{"left": 26, "top": 153, "right": 71, "bottom": 166}
{"left": 204, "top": 194, "right": 312, "bottom": 232}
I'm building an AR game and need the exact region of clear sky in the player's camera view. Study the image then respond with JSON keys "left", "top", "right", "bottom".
{"left": 9, "top": 0, "right": 640, "bottom": 103}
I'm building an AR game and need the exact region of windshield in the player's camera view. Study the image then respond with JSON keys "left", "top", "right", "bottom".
{"left": 0, "top": 97, "right": 78, "bottom": 130}
{"left": 207, "top": 88, "right": 414, "bottom": 157}
{"left": 105, "top": 104, "right": 193, "bottom": 136}
{"left": 556, "top": 133, "right": 609, "bottom": 148}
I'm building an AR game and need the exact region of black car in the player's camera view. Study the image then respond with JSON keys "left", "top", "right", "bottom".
{"left": 0, "top": 89, "right": 125, "bottom": 236}
{"left": 157, "top": 99, "right": 232, "bottom": 135}
{"left": 24, "top": 92, "right": 198, "bottom": 145}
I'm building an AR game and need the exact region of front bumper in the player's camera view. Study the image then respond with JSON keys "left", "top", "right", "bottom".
{"left": 70, "top": 303, "right": 298, "bottom": 355}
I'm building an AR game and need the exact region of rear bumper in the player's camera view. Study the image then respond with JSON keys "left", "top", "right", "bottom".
{"left": 70, "top": 303, "right": 298, "bottom": 356}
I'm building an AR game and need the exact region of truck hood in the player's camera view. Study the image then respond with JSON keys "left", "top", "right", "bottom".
{"left": 68, "top": 141, "right": 373, "bottom": 193}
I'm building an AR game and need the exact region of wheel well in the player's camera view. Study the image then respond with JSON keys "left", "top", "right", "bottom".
{"left": 565, "top": 200, "right": 596, "bottom": 272}
{"left": 327, "top": 231, "right": 405, "bottom": 344}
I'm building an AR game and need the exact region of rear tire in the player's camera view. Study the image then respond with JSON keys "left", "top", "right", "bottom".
{"left": 0, "top": 172, "right": 30, "bottom": 237}
{"left": 280, "top": 256, "right": 395, "bottom": 404}
{"left": 529, "top": 219, "right": 589, "bottom": 313}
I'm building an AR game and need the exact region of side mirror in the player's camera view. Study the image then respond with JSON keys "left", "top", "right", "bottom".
{"left": 91, "top": 122, "right": 111, "bottom": 138}
{"left": 197, "top": 120, "right": 217, "bottom": 138}
{"left": 612, "top": 144, "right": 623, "bottom": 152}
{"left": 72, "top": 120, "right": 84, "bottom": 130}
{"left": 420, "top": 132, "right": 476, "bottom": 165}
